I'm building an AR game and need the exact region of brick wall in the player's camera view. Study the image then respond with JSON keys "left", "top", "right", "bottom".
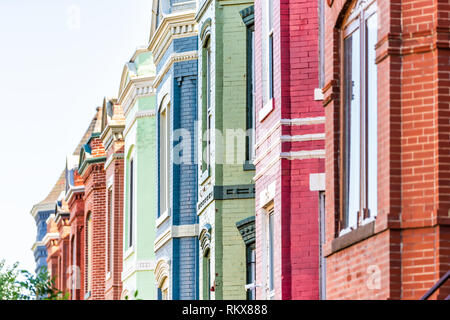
{"left": 254, "top": 0, "right": 323, "bottom": 300}
{"left": 104, "top": 138, "right": 124, "bottom": 300}
{"left": 323, "top": 0, "right": 450, "bottom": 299}
{"left": 82, "top": 136, "right": 107, "bottom": 300}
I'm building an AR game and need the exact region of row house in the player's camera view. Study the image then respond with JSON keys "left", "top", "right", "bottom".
{"left": 149, "top": 0, "right": 200, "bottom": 300}
{"left": 195, "top": 0, "right": 256, "bottom": 300}
{"left": 323, "top": 0, "right": 450, "bottom": 299}
{"left": 32, "top": 0, "right": 450, "bottom": 300}
{"left": 100, "top": 98, "right": 125, "bottom": 300}
{"left": 253, "top": 0, "right": 324, "bottom": 300}
{"left": 30, "top": 173, "right": 66, "bottom": 275}
{"left": 119, "top": 48, "right": 158, "bottom": 300}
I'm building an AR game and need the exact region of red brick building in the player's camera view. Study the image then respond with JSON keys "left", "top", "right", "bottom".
{"left": 254, "top": 0, "right": 324, "bottom": 299}
{"left": 44, "top": 200, "right": 71, "bottom": 296}
{"left": 323, "top": 0, "right": 450, "bottom": 299}
{"left": 78, "top": 106, "right": 107, "bottom": 300}
{"left": 100, "top": 98, "right": 125, "bottom": 300}
{"left": 65, "top": 157, "right": 86, "bottom": 300}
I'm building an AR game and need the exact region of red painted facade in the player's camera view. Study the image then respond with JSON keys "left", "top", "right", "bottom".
{"left": 323, "top": 0, "right": 450, "bottom": 299}
{"left": 254, "top": 0, "right": 324, "bottom": 299}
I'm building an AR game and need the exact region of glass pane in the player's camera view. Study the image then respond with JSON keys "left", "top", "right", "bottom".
{"left": 268, "top": 0, "right": 273, "bottom": 31}
{"left": 250, "top": 30, "right": 256, "bottom": 161}
{"left": 160, "top": 110, "right": 166, "bottom": 215}
{"left": 268, "top": 213, "right": 274, "bottom": 291}
{"left": 344, "top": 30, "right": 361, "bottom": 229}
{"left": 269, "top": 35, "right": 273, "bottom": 99}
{"left": 129, "top": 159, "right": 133, "bottom": 247}
{"left": 366, "top": 13, "right": 378, "bottom": 217}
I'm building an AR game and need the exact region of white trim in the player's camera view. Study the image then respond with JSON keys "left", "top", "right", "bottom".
{"left": 30, "top": 203, "right": 55, "bottom": 218}
{"left": 280, "top": 133, "right": 325, "bottom": 142}
{"left": 124, "top": 246, "right": 135, "bottom": 261}
{"left": 153, "top": 51, "right": 198, "bottom": 88}
{"left": 154, "top": 228, "right": 171, "bottom": 252}
{"left": 154, "top": 224, "right": 199, "bottom": 252}
{"left": 31, "top": 241, "right": 44, "bottom": 252}
{"left": 42, "top": 232, "right": 60, "bottom": 246}
{"left": 64, "top": 186, "right": 85, "bottom": 203}
{"left": 259, "top": 98, "right": 274, "bottom": 122}
{"left": 314, "top": 88, "right": 324, "bottom": 101}
{"left": 280, "top": 149, "right": 326, "bottom": 160}
{"left": 105, "top": 153, "right": 125, "bottom": 171}
{"left": 309, "top": 173, "right": 326, "bottom": 191}
{"left": 121, "top": 259, "right": 156, "bottom": 282}
{"left": 255, "top": 116, "right": 326, "bottom": 149}
{"left": 156, "top": 210, "right": 170, "bottom": 228}
{"left": 254, "top": 150, "right": 326, "bottom": 181}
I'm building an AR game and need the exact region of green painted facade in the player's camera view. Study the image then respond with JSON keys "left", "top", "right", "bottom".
{"left": 197, "top": 0, "right": 255, "bottom": 300}
{"left": 121, "top": 50, "right": 157, "bottom": 300}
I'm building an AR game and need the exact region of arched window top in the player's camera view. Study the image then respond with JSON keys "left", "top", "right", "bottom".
{"left": 200, "top": 18, "right": 212, "bottom": 45}
{"left": 343, "top": 0, "right": 377, "bottom": 30}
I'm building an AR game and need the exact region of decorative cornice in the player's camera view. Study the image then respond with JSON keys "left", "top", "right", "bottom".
{"left": 104, "top": 153, "right": 125, "bottom": 171}
{"left": 64, "top": 185, "right": 84, "bottom": 204}
{"left": 154, "top": 224, "right": 199, "bottom": 252}
{"left": 198, "top": 223, "right": 212, "bottom": 254}
{"left": 154, "top": 258, "right": 171, "bottom": 288}
{"left": 121, "top": 260, "right": 156, "bottom": 282}
{"left": 30, "top": 203, "right": 55, "bottom": 218}
{"left": 78, "top": 156, "right": 106, "bottom": 177}
{"left": 42, "top": 232, "right": 60, "bottom": 246}
{"left": 123, "top": 109, "right": 157, "bottom": 139}
{"left": 236, "top": 216, "right": 255, "bottom": 245}
{"left": 239, "top": 5, "right": 254, "bottom": 27}
{"left": 148, "top": 11, "right": 198, "bottom": 66}
{"left": 119, "top": 77, "right": 155, "bottom": 118}
{"left": 31, "top": 241, "right": 45, "bottom": 252}
{"left": 153, "top": 51, "right": 198, "bottom": 89}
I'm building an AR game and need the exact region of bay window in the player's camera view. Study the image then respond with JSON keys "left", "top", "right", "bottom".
{"left": 342, "top": 0, "right": 378, "bottom": 231}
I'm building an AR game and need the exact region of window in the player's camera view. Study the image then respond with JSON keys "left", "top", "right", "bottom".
{"left": 268, "top": 0, "right": 274, "bottom": 100}
{"left": 342, "top": 0, "right": 378, "bottom": 232}
{"left": 107, "top": 188, "right": 113, "bottom": 273}
{"left": 319, "top": 192, "right": 326, "bottom": 300}
{"left": 246, "top": 243, "right": 256, "bottom": 300}
{"left": 159, "top": 101, "right": 170, "bottom": 216}
{"left": 129, "top": 159, "right": 134, "bottom": 248}
{"left": 71, "top": 237, "right": 76, "bottom": 299}
{"left": 203, "top": 250, "right": 211, "bottom": 300}
{"left": 161, "top": 277, "right": 169, "bottom": 300}
{"left": 268, "top": 210, "right": 274, "bottom": 293}
{"left": 86, "top": 213, "right": 92, "bottom": 296}
{"left": 241, "top": 5, "right": 256, "bottom": 165}
{"left": 201, "top": 35, "right": 212, "bottom": 176}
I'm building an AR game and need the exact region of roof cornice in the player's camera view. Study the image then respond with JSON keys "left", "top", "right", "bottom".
{"left": 30, "top": 203, "right": 55, "bottom": 218}
{"left": 64, "top": 185, "right": 85, "bottom": 204}
{"left": 148, "top": 11, "right": 198, "bottom": 66}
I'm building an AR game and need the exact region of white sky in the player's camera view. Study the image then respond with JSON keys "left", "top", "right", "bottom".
{"left": 0, "top": 0, "right": 152, "bottom": 273}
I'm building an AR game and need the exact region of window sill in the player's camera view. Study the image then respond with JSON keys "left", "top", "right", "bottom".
{"left": 156, "top": 209, "right": 170, "bottom": 228}
{"left": 200, "top": 169, "right": 210, "bottom": 185}
{"left": 124, "top": 246, "right": 135, "bottom": 260}
{"left": 259, "top": 98, "right": 274, "bottom": 122}
{"left": 330, "top": 220, "right": 375, "bottom": 255}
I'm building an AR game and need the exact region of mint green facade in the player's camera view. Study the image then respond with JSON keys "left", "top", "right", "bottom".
{"left": 196, "top": 0, "right": 255, "bottom": 300}
{"left": 120, "top": 50, "right": 157, "bottom": 300}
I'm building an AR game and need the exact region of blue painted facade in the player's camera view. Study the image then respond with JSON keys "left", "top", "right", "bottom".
{"left": 152, "top": 2, "right": 199, "bottom": 299}
{"left": 32, "top": 207, "right": 55, "bottom": 274}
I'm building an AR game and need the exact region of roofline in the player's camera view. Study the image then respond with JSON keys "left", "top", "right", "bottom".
{"left": 30, "top": 203, "right": 55, "bottom": 218}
